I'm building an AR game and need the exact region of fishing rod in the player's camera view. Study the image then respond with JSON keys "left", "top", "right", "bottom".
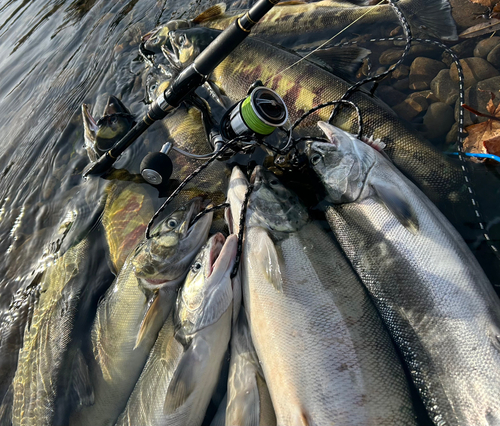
{"left": 83, "top": 0, "right": 281, "bottom": 179}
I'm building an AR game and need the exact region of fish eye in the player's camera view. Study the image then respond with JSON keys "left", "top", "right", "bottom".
{"left": 269, "top": 179, "right": 279, "bottom": 185}
{"left": 151, "top": 36, "right": 159, "bottom": 44}
{"left": 191, "top": 261, "right": 202, "bottom": 272}
{"left": 150, "top": 83, "right": 157, "bottom": 91}
{"left": 167, "top": 218, "right": 178, "bottom": 229}
{"left": 310, "top": 153, "right": 322, "bottom": 165}
{"left": 178, "top": 34, "right": 186, "bottom": 45}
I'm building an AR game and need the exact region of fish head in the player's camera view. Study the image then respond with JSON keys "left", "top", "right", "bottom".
{"left": 82, "top": 95, "right": 135, "bottom": 161}
{"left": 307, "top": 121, "right": 376, "bottom": 203}
{"left": 249, "top": 165, "right": 308, "bottom": 232}
{"left": 142, "top": 20, "right": 191, "bottom": 54}
{"left": 176, "top": 233, "right": 237, "bottom": 340}
{"left": 132, "top": 197, "right": 213, "bottom": 290}
{"left": 164, "top": 27, "right": 218, "bottom": 68}
{"left": 145, "top": 64, "right": 177, "bottom": 104}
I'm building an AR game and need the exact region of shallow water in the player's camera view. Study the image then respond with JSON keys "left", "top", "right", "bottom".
{"left": 0, "top": 0, "right": 499, "bottom": 424}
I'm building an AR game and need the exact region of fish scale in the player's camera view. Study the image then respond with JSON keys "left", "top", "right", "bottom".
{"left": 243, "top": 224, "right": 416, "bottom": 425}
{"left": 309, "top": 126, "right": 500, "bottom": 425}
{"left": 229, "top": 166, "right": 417, "bottom": 425}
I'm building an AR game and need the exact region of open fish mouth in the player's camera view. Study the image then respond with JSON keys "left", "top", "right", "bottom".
{"left": 82, "top": 104, "right": 98, "bottom": 138}
{"left": 161, "top": 33, "right": 182, "bottom": 69}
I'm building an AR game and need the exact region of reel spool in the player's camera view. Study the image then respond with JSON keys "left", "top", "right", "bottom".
{"left": 221, "top": 86, "right": 288, "bottom": 140}
{"left": 139, "top": 85, "right": 288, "bottom": 189}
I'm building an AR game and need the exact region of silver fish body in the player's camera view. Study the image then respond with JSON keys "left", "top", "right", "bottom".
{"left": 225, "top": 306, "right": 276, "bottom": 426}
{"left": 308, "top": 122, "right": 500, "bottom": 426}
{"left": 115, "top": 233, "right": 238, "bottom": 426}
{"left": 70, "top": 199, "right": 213, "bottom": 426}
{"left": 227, "top": 166, "right": 417, "bottom": 426}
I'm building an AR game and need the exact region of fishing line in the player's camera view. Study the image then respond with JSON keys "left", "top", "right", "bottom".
{"left": 329, "top": 0, "right": 412, "bottom": 122}
{"left": 191, "top": 202, "right": 230, "bottom": 226}
{"left": 263, "top": 0, "right": 386, "bottom": 86}
{"left": 326, "top": 32, "right": 500, "bottom": 260}
{"left": 231, "top": 183, "right": 254, "bottom": 279}
{"left": 145, "top": 136, "right": 252, "bottom": 239}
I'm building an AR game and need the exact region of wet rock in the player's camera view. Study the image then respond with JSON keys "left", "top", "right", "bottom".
{"left": 392, "top": 96, "right": 428, "bottom": 121}
{"left": 449, "top": 57, "right": 499, "bottom": 89}
{"left": 454, "top": 76, "right": 500, "bottom": 125}
{"left": 409, "top": 90, "right": 438, "bottom": 104}
{"left": 409, "top": 57, "right": 446, "bottom": 91}
{"left": 446, "top": 122, "right": 459, "bottom": 145}
{"left": 431, "top": 69, "right": 459, "bottom": 105}
{"left": 442, "top": 39, "right": 476, "bottom": 67}
{"left": 392, "top": 64, "right": 410, "bottom": 80}
{"left": 423, "top": 102, "right": 455, "bottom": 139}
{"left": 392, "top": 77, "right": 409, "bottom": 91}
{"left": 474, "top": 37, "right": 500, "bottom": 58}
{"left": 449, "top": 0, "right": 488, "bottom": 31}
{"left": 487, "top": 44, "right": 500, "bottom": 69}
{"left": 379, "top": 48, "right": 405, "bottom": 65}
{"left": 377, "top": 86, "right": 407, "bottom": 106}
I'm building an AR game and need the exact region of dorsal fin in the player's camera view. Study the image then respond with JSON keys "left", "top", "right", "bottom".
{"left": 192, "top": 3, "right": 227, "bottom": 23}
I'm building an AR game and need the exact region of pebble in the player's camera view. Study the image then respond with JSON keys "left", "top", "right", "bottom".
{"left": 423, "top": 102, "right": 455, "bottom": 139}
{"left": 446, "top": 122, "right": 459, "bottom": 145}
{"left": 392, "top": 64, "right": 410, "bottom": 80}
{"left": 449, "top": 57, "right": 499, "bottom": 89}
{"left": 409, "top": 57, "right": 446, "bottom": 91}
{"left": 392, "top": 97, "right": 428, "bottom": 121}
{"left": 377, "top": 86, "right": 407, "bottom": 107}
{"left": 409, "top": 90, "right": 438, "bottom": 104}
{"left": 442, "top": 39, "right": 476, "bottom": 67}
{"left": 431, "top": 69, "right": 459, "bottom": 105}
{"left": 379, "top": 49, "right": 405, "bottom": 65}
{"left": 454, "top": 76, "right": 500, "bottom": 125}
{"left": 393, "top": 77, "right": 409, "bottom": 91}
{"left": 449, "top": 0, "right": 487, "bottom": 31}
{"left": 474, "top": 37, "right": 500, "bottom": 58}
{"left": 487, "top": 44, "right": 500, "bottom": 68}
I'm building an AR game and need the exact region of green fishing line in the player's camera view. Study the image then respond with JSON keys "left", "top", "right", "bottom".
{"left": 241, "top": 96, "right": 275, "bottom": 135}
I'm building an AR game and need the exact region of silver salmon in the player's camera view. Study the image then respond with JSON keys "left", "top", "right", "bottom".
{"left": 308, "top": 121, "right": 500, "bottom": 426}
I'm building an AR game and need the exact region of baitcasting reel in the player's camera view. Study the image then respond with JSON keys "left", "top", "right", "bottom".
{"left": 140, "top": 84, "right": 288, "bottom": 187}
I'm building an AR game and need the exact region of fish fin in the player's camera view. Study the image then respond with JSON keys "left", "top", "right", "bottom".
{"left": 254, "top": 228, "right": 284, "bottom": 292}
{"left": 371, "top": 181, "right": 419, "bottom": 234}
{"left": 135, "top": 291, "right": 161, "bottom": 349}
{"left": 203, "top": 81, "right": 230, "bottom": 108}
{"left": 0, "top": 385, "right": 13, "bottom": 426}
{"left": 306, "top": 46, "right": 371, "bottom": 82}
{"left": 276, "top": 1, "right": 307, "bottom": 5}
{"left": 402, "top": 0, "right": 458, "bottom": 41}
{"left": 164, "top": 336, "right": 210, "bottom": 414}
{"left": 69, "top": 348, "right": 94, "bottom": 410}
{"left": 192, "top": 3, "right": 227, "bottom": 23}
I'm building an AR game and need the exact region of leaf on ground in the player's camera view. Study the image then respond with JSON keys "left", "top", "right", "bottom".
{"left": 459, "top": 18, "right": 500, "bottom": 38}
{"left": 463, "top": 91, "right": 500, "bottom": 161}
{"left": 468, "top": 0, "right": 499, "bottom": 9}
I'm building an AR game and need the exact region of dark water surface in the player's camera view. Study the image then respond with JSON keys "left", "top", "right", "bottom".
{"left": 0, "top": 0, "right": 499, "bottom": 424}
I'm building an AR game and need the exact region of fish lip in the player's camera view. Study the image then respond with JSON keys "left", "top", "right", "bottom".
{"left": 161, "top": 36, "right": 182, "bottom": 70}
{"left": 141, "top": 27, "right": 159, "bottom": 43}
{"left": 103, "top": 95, "right": 128, "bottom": 116}
{"left": 208, "top": 232, "right": 226, "bottom": 278}
{"left": 209, "top": 234, "right": 238, "bottom": 283}
{"left": 82, "top": 104, "right": 98, "bottom": 135}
